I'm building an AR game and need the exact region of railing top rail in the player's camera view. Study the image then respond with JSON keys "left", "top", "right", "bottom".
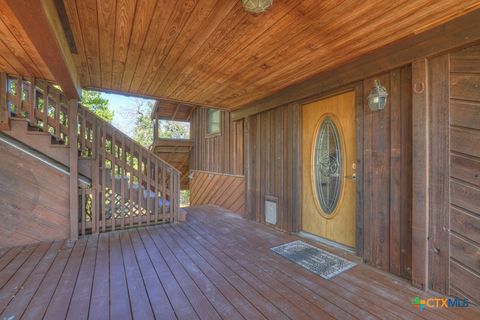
{"left": 77, "top": 104, "right": 180, "bottom": 174}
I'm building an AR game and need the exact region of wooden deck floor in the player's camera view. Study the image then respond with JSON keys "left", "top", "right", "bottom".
{"left": 0, "top": 206, "right": 478, "bottom": 320}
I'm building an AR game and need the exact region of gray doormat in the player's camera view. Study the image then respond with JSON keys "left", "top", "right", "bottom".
{"left": 271, "top": 240, "right": 356, "bottom": 279}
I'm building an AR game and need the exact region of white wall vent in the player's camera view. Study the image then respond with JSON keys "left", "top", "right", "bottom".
{"left": 265, "top": 196, "right": 278, "bottom": 225}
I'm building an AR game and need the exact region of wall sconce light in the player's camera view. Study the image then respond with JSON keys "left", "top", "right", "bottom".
{"left": 368, "top": 80, "right": 388, "bottom": 111}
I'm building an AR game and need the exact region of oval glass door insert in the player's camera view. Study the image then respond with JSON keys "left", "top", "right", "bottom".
{"left": 313, "top": 116, "right": 343, "bottom": 214}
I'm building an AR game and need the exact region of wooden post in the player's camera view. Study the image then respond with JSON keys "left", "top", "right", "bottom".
{"left": 28, "top": 77, "right": 37, "bottom": 125}
{"left": 0, "top": 73, "right": 11, "bottom": 130}
{"left": 69, "top": 99, "right": 79, "bottom": 240}
{"left": 154, "top": 114, "right": 159, "bottom": 141}
{"left": 411, "top": 59, "right": 429, "bottom": 290}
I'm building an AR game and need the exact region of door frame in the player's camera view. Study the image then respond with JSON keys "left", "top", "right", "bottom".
{"left": 293, "top": 82, "right": 364, "bottom": 258}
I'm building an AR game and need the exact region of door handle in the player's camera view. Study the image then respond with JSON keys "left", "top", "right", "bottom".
{"left": 343, "top": 173, "right": 356, "bottom": 180}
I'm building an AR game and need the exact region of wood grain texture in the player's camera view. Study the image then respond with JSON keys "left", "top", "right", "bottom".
{"left": 362, "top": 67, "right": 412, "bottom": 280}
{"left": 447, "top": 45, "right": 480, "bottom": 303}
{"left": 0, "top": 140, "right": 69, "bottom": 249}
{"left": 190, "top": 107, "right": 243, "bottom": 175}
{"left": 244, "top": 103, "right": 302, "bottom": 232}
{"left": 411, "top": 59, "right": 429, "bottom": 290}
{"left": 152, "top": 139, "right": 193, "bottom": 189}
{"left": 0, "top": 2, "right": 52, "bottom": 79}
{"left": 428, "top": 54, "right": 450, "bottom": 295}
{"left": 60, "top": 0, "right": 480, "bottom": 109}
{"left": 301, "top": 91, "right": 357, "bottom": 248}
{"left": 3, "top": 206, "right": 480, "bottom": 319}
{"left": 190, "top": 171, "right": 245, "bottom": 215}
{"left": 2, "top": 0, "right": 81, "bottom": 99}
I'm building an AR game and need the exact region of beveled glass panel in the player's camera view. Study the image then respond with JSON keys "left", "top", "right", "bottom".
{"left": 313, "top": 117, "right": 342, "bottom": 214}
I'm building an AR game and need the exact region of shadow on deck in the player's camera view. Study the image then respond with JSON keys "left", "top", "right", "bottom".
{"left": 0, "top": 206, "right": 478, "bottom": 319}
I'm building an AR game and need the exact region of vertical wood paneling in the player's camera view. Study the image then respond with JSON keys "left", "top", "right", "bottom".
{"left": 190, "top": 107, "right": 244, "bottom": 175}
{"left": 244, "top": 104, "right": 301, "bottom": 232}
{"left": 411, "top": 59, "right": 429, "bottom": 290}
{"left": 428, "top": 54, "right": 450, "bottom": 294}
{"left": 363, "top": 66, "right": 412, "bottom": 279}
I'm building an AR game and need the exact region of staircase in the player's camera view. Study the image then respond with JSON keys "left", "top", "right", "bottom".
{"left": 0, "top": 73, "right": 182, "bottom": 237}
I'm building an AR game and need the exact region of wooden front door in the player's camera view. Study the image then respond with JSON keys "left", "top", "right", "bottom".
{"left": 302, "top": 91, "right": 356, "bottom": 248}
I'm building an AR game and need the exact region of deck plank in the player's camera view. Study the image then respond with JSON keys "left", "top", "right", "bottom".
{"left": 171, "top": 222, "right": 313, "bottom": 320}
{"left": 145, "top": 228, "right": 222, "bottom": 320}
{"left": 184, "top": 216, "right": 369, "bottom": 319}
{"left": 162, "top": 226, "right": 269, "bottom": 320}
{"left": 0, "top": 241, "right": 63, "bottom": 318}
{"left": 187, "top": 207, "right": 469, "bottom": 320}
{"left": 0, "top": 242, "right": 51, "bottom": 312}
{"left": 119, "top": 230, "right": 155, "bottom": 320}
{"left": 128, "top": 230, "right": 176, "bottom": 319}
{"left": 1, "top": 205, "right": 480, "bottom": 320}
{"left": 0, "top": 245, "right": 37, "bottom": 289}
{"left": 88, "top": 233, "right": 110, "bottom": 320}
{"left": 109, "top": 231, "right": 132, "bottom": 320}
{"left": 21, "top": 240, "right": 75, "bottom": 319}
{"left": 137, "top": 228, "right": 199, "bottom": 320}
{"left": 43, "top": 238, "right": 88, "bottom": 320}
{"left": 66, "top": 235, "right": 99, "bottom": 320}
{"left": 152, "top": 226, "right": 245, "bottom": 320}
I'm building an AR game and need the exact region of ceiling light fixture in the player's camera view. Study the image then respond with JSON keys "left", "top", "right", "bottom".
{"left": 242, "top": 0, "right": 273, "bottom": 14}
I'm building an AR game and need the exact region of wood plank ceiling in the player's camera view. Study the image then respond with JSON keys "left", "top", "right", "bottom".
{"left": 58, "top": 1, "right": 480, "bottom": 109}
{"left": 0, "top": 2, "right": 53, "bottom": 79}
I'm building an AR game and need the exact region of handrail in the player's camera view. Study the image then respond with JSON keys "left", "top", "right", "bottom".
{"left": 78, "top": 104, "right": 181, "bottom": 173}
{"left": 0, "top": 72, "right": 181, "bottom": 235}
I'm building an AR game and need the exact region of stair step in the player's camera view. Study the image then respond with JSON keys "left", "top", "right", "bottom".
{"left": 10, "top": 117, "right": 28, "bottom": 122}
{"left": 49, "top": 144, "right": 69, "bottom": 148}
{"left": 27, "top": 130, "right": 50, "bottom": 136}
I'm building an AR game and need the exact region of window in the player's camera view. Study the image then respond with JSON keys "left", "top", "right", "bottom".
{"left": 313, "top": 116, "right": 342, "bottom": 214}
{"left": 207, "top": 109, "right": 221, "bottom": 135}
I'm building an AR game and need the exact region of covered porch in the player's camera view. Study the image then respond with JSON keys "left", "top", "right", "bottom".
{"left": 1, "top": 206, "right": 478, "bottom": 320}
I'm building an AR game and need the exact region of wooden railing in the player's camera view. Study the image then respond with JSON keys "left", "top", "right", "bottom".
{"left": 0, "top": 73, "right": 181, "bottom": 236}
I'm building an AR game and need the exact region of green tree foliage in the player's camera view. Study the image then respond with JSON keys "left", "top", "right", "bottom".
{"left": 80, "top": 90, "right": 114, "bottom": 123}
{"left": 133, "top": 100, "right": 189, "bottom": 148}
{"left": 133, "top": 100, "right": 155, "bottom": 148}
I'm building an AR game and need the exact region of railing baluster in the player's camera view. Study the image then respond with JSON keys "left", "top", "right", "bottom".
{"left": 137, "top": 148, "right": 142, "bottom": 226}
{"left": 111, "top": 129, "right": 116, "bottom": 231}
{"left": 28, "top": 77, "right": 36, "bottom": 126}
{"left": 162, "top": 164, "right": 166, "bottom": 222}
{"left": 101, "top": 121, "right": 106, "bottom": 232}
{"left": 42, "top": 80, "right": 48, "bottom": 132}
{"left": 0, "top": 73, "right": 10, "bottom": 130}
{"left": 169, "top": 168, "right": 173, "bottom": 222}
{"left": 154, "top": 160, "right": 159, "bottom": 224}
{"left": 146, "top": 154, "right": 151, "bottom": 225}
{"left": 55, "top": 92, "right": 61, "bottom": 141}
{"left": 129, "top": 144, "right": 135, "bottom": 228}
{"left": 81, "top": 189, "right": 86, "bottom": 236}
{"left": 120, "top": 135, "right": 126, "bottom": 230}
{"left": 93, "top": 118, "right": 100, "bottom": 234}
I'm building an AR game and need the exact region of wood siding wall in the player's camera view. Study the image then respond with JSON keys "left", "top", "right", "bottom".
{"left": 428, "top": 46, "right": 480, "bottom": 302}
{"left": 0, "top": 140, "right": 70, "bottom": 248}
{"left": 362, "top": 67, "right": 413, "bottom": 280}
{"left": 190, "top": 107, "right": 243, "bottom": 175}
{"left": 190, "top": 170, "right": 245, "bottom": 215}
{"left": 241, "top": 68, "right": 412, "bottom": 279}
{"left": 244, "top": 104, "right": 302, "bottom": 232}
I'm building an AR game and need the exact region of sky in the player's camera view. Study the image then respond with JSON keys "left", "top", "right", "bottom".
{"left": 100, "top": 92, "right": 155, "bottom": 137}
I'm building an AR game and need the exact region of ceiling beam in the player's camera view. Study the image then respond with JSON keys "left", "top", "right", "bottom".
{"left": 232, "top": 8, "right": 480, "bottom": 120}
{"left": 4, "top": 0, "right": 81, "bottom": 99}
